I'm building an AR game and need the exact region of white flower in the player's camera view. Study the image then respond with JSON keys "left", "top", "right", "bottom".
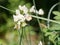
{"left": 13, "top": 13, "right": 25, "bottom": 29}
{"left": 24, "top": 14, "right": 32, "bottom": 21}
{"left": 39, "top": 9, "right": 44, "bottom": 15}
{"left": 22, "top": 5, "right": 28, "bottom": 14}
{"left": 19, "top": 5, "right": 28, "bottom": 14}
{"left": 13, "top": 15, "right": 19, "bottom": 22}
{"left": 13, "top": 14, "right": 25, "bottom": 22}
{"left": 38, "top": 41, "right": 43, "bottom": 45}
{"left": 16, "top": 9, "right": 20, "bottom": 15}
{"left": 30, "top": 6, "right": 35, "bottom": 12}
{"left": 18, "top": 14, "right": 25, "bottom": 22}
{"left": 30, "top": 6, "right": 39, "bottom": 14}
{"left": 19, "top": 5, "right": 22, "bottom": 10}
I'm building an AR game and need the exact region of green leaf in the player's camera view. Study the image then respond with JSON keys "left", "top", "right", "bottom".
{"left": 50, "top": 23, "right": 60, "bottom": 30}
{"left": 54, "top": 16, "right": 60, "bottom": 20}
{"left": 58, "top": 37, "right": 60, "bottom": 45}
{"left": 45, "top": 32, "right": 51, "bottom": 36}
{"left": 42, "top": 28, "right": 48, "bottom": 33}
{"left": 53, "top": 11, "right": 60, "bottom": 16}
{"left": 49, "top": 32, "right": 58, "bottom": 43}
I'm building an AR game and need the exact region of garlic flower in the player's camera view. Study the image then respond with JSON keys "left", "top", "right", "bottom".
{"left": 19, "top": 5, "right": 28, "bottom": 14}
{"left": 30, "top": 6, "right": 38, "bottom": 13}
{"left": 38, "top": 41, "right": 43, "bottom": 45}
{"left": 16, "top": 9, "right": 20, "bottom": 15}
{"left": 13, "top": 5, "right": 44, "bottom": 30}
{"left": 13, "top": 9, "right": 25, "bottom": 29}
{"left": 13, "top": 14, "right": 25, "bottom": 22}
{"left": 24, "top": 14, "right": 32, "bottom": 21}
{"left": 39, "top": 9, "right": 44, "bottom": 15}
{"left": 13, "top": 10, "right": 32, "bottom": 29}
{"left": 30, "top": 6, "right": 35, "bottom": 12}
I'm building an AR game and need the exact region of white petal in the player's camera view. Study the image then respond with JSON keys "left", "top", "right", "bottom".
{"left": 19, "top": 5, "right": 22, "bottom": 10}
{"left": 30, "top": 6, "right": 35, "bottom": 12}
{"left": 39, "top": 9, "right": 44, "bottom": 15}
{"left": 22, "top": 5, "right": 28, "bottom": 14}
{"left": 24, "top": 14, "right": 32, "bottom": 21}
{"left": 16, "top": 9, "right": 20, "bottom": 15}
{"left": 19, "top": 5, "right": 28, "bottom": 14}
{"left": 18, "top": 14, "right": 25, "bottom": 22}
{"left": 13, "top": 15, "right": 19, "bottom": 22}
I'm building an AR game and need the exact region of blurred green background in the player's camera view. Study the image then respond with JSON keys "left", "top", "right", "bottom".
{"left": 0, "top": 0, "right": 60, "bottom": 45}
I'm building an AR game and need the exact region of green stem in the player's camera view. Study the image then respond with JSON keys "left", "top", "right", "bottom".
{"left": 47, "top": 2, "right": 60, "bottom": 28}
{"left": 23, "top": 27, "right": 30, "bottom": 45}
{"left": 18, "top": 27, "right": 23, "bottom": 45}
{"left": 0, "top": 5, "right": 15, "bottom": 13}
{"left": 32, "top": 0, "right": 45, "bottom": 44}
{"left": 28, "top": 28, "right": 32, "bottom": 45}
{"left": 31, "top": 15, "right": 60, "bottom": 25}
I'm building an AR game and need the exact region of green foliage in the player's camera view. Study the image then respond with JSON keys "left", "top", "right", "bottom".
{"left": 58, "top": 37, "right": 60, "bottom": 45}
{"left": 53, "top": 11, "right": 60, "bottom": 16}
{"left": 42, "top": 10, "right": 60, "bottom": 44}
{"left": 0, "top": 0, "right": 60, "bottom": 45}
{"left": 50, "top": 11, "right": 60, "bottom": 30}
{"left": 42, "top": 28, "right": 59, "bottom": 44}
{"left": 42, "top": 11, "right": 60, "bottom": 45}
{"left": 53, "top": 11, "right": 60, "bottom": 20}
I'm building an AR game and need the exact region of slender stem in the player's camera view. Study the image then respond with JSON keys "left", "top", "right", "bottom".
{"left": 31, "top": 15, "right": 60, "bottom": 25}
{"left": 32, "top": 0, "right": 45, "bottom": 44}
{"left": 18, "top": 27, "right": 23, "bottom": 45}
{"left": 17, "top": 30, "right": 19, "bottom": 45}
{"left": 23, "top": 27, "right": 30, "bottom": 45}
{"left": 28, "top": 29, "right": 32, "bottom": 45}
{"left": 33, "top": 0, "right": 41, "bottom": 30}
{"left": 0, "top": 5, "right": 15, "bottom": 13}
{"left": 47, "top": 2, "right": 60, "bottom": 28}
{"left": 22, "top": 27, "right": 24, "bottom": 45}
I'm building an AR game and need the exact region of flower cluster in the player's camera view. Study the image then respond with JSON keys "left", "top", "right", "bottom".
{"left": 13, "top": 5, "right": 44, "bottom": 30}
{"left": 30, "top": 6, "right": 44, "bottom": 15}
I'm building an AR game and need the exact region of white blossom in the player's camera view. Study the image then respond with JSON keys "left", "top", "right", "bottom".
{"left": 19, "top": 5, "right": 28, "bottom": 14}
{"left": 13, "top": 14, "right": 25, "bottom": 29}
{"left": 24, "top": 14, "right": 32, "bottom": 21}
{"left": 13, "top": 5, "right": 37, "bottom": 29}
{"left": 39, "top": 9, "right": 44, "bottom": 15}
{"left": 13, "top": 15, "right": 19, "bottom": 22}
{"left": 16, "top": 9, "right": 20, "bottom": 15}
{"left": 30, "top": 5, "right": 39, "bottom": 14}
{"left": 19, "top": 5, "right": 22, "bottom": 10}
{"left": 38, "top": 41, "right": 43, "bottom": 45}
{"left": 30, "top": 6, "right": 35, "bottom": 12}
{"left": 13, "top": 14, "right": 25, "bottom": 22}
